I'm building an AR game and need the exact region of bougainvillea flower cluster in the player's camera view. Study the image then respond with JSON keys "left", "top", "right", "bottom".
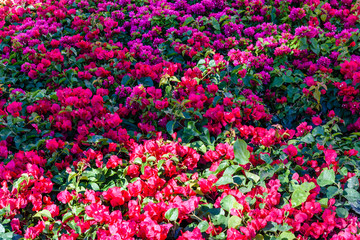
{"left": 0, "top": 0, "right": 360, "bottom": 239}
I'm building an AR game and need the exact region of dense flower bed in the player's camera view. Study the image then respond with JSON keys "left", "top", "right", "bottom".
{"left": 0, "top": 0, "right": 360, "bottom": 239}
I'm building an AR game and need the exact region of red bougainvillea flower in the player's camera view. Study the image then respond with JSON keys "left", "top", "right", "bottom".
{"left": 312, "top": 116, "right": 322, "bottom": 126}
{"left": 283, "top": 144, "right": 298, "bottom": 157}
{"left": 106, "top": 155, "right": 122, "bottom": 169}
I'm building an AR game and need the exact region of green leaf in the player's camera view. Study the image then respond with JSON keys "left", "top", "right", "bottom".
{"left": 346, "top": 177, "right": 359, "bottom": 190}
{"left": 260, "top": 153, "right": 272, "bottom": 164}
{"left": 223, "top": 165, "right": 241, "bottom": 176}
{"left": 209, "top": 60, "right": 216, "bottom": 67}
{"left": 320, "top": 14, "right": 327, "bottom": 22}
{"left": 279, "top": 231, "right": 296, "bottom": 240}
{"left": 233, "top": 139, "right": 250, "bottom": 165}
{"left": 283, "top": 75, "right": 294, "bottom": 83}
{"left": 312, "top": 126, "right": 324, "bottom": 136}
{"left": 212, "top": 214, "right": 228, "bottom": 227}
{"left": 327, "top": 186, "right": 341, "bottom": 198}
{"left": 299, "top": 37, "right": 308, "bottom": 50}
{"left": 291, "top": 182, "right": 316, "bottom": 208}
{"left": 344, "top": 188, "right": 360, "bottom": 202}
{"left": 73, "top": 206, "right": 84, "bottom": 216}
{"left": 166, "top": 121, "right": 175, "bottom": 135}
{"left": 318, "top": 198, "right": 328, "bottom": 208}
{"left": 263, "top": 222, "right": 279, "bottom": 232}
{"left": 34, "top": 209, "right": 53, "bottom": 220}
{"left": 301, "top": 133, "right": 314, "bottom": 144}
{"left": 219, "top": 15, "right": 229, "bottom": 23}
{"left": 198, "top": 221, "right": 209, "bottom": 232}
{"left": 211, "top": 17, "right": 220, "bottom": 31}
{"left": 62, "top": 212, "right": 74, "bottom": 222}
{"left": 215, "top": 175, "right": 233, "bottom": 186}
{"left": 228, "top": 215, "right": 242, "bottom": 229}
{"left": 70, "top": 47, "right": 77, "bottom": 56}
{"left": 186, "top": 121, "right": 201, "bottom": 136}
{"left": 121, "top": 75, "right": 131, "bottom": 86}
{"left": 138, "top": 77, "right": 153, "bottom": 87}
{"left": 245, "top": 171, "right": 260, "bottom": 183}
{"left": 183, "top": 17, "right": 195, "bottom": 26}
{"left": 90, "top": 182, "right": 100, "bottom": 191}
{"left": 87, "top": 135, "right": 108, "bottom": 144}
{"left": 165, "top": 208, "right": 179, "bottom": 221}
{"left": 67, "top": 220, "right": 81, "bottom": 234}
{"left": 336, "top": 207, "right": 349, "bottom": 218}
{"left": 310, "top": 38, "right": 320, "bottom": 55}
{"left": 220, "top": 195, "right": 237, "bottom": 212}
{"left": 200, "top": 127, "right": 211, "bottom": 145}
{"left": 0, "top": 232, "right": 14, "bottom": 240}
{"left": 157, "top": 159, "right": 165, "bottom": 170}
{"left": 270, "top": 77, "right": 284, "bottom": 88}
{"left": 55, "top": 64, "right": 62, "bottom": 72}
{"left": 317, "top": 169, "right": 335, "bottom": 187}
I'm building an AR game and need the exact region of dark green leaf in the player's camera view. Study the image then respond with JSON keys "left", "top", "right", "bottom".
{"left": 336, "top": 207, "right": 349, "bottom": 218}
{"left": 166, "top": 121, "right": 175, "bottom": 135}
{"left": 327, "top": 186, "right": 341, "bottom": 198}
{"left": 121, "top": 75, "right": 131, "bottom": 86}
{"left": 270, "top": 77, "right": 284, "bottom": 88}
{"left": 138, "top": 77, "right": 153, "bottom": 87}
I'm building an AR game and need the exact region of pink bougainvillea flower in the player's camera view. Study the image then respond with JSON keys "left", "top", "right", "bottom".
{"left": 178, "top": 227, "right": 205, "bottom": 240}
{"left": 46, "top": 139, "right": 59, "bottom": 153}
{"left": 57, "top": 190, "right": 72, "bottom": 204}
{"left": 7, "top": 102, "right": 22, "bottom": 117}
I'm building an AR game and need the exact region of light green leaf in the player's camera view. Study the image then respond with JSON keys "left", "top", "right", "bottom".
{"left": 215, "top": 175, "right": 233, "bottom": 186}
{"left": 198, "top": 221, "right": 209, "bottom": 232}
{"left": 317, "top": 169, "right": 335, "bottom": 187}
{"left": 279, "top": 231, "right": 296, "bottom": 240}
{"left": 344, "top": 188, "right": 360, "bottom": 202}
{"left": 233, "top": 139, "right": 250, "bottom": 165}
{"left": 220, "top": 195, "right": 237, "bottom": 212}
{"left": 34, "top": 209, "right": 53, "bottom": 220}
{"left": 291, "top": 182, "right": 316, "bottom": 208}
{"left": 228, "top": 215, "right": 242, "bottom": 229}
{"left": 165, "top": 208, "right": 179, "bottom": 221}
{"left": 245, "top": 171, "right": 260, "bottom": 183}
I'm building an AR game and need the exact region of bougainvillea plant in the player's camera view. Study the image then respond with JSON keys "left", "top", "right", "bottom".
{"left": 0, "top": 0, "right": 360, "bottom": 239}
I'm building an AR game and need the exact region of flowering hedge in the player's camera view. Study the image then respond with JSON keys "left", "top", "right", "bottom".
{"left": 0, "top": 0, "right": 360, "bottom": 239}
